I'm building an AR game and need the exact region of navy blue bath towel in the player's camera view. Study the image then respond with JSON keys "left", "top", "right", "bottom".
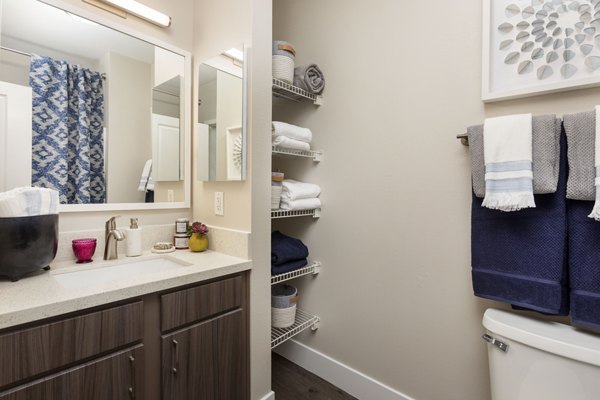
{"left": 471, "top": 131, "right": 569, "bottom": 315}
{"left": 567, "top": 200, "right": 600, "bottom": 329}
{"left": 271, "top": 231, "right": 309, "bottom": 266}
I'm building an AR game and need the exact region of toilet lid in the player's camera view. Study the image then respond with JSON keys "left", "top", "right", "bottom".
{"left": 483, "top": 308, "right": 600, "bottom": 367}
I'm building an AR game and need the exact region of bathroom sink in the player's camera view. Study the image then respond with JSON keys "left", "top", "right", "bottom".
{"left": 53, "top": 256, "right": 191, "bottom": 288}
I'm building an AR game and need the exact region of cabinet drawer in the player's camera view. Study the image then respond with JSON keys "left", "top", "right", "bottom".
{"left": 0, "top": 301, "right": 143, "bottom": 389}
{"left": 0, "top": 345, "right": 143, "bottom": 400}
{"left": 161, "top": 275, "right": 242, "bottom": 331}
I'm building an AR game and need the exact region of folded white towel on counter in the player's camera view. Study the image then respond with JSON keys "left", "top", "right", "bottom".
{"left": 482, "top": 113, "right": 535, "bottom": 212}
{"left": 138, "top": 159, "right": 154, "bottom": 192}
{"left": 272, "top": 121, "right": 312, "bottom": 143}
{"left": 589, "top": 106, "right": 600, "bottom": 220}
{"left": 281, "top": 179, "right": 321, "bottom": 201}
{"left": 280, "top": 197, "right": 322, "bottom": 211}
{"left": 272, "top": 135, "right": 311, "bottom": 151}
{"left": 0, "top": 187, "right": 59, "bottom": 217}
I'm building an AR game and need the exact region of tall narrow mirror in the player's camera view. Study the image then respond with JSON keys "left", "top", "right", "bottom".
{"left": 0, "top": 0, "right": 190, "bottom": 209}
{"left": 197, "top": 46, "right": 246, "bottom": 182}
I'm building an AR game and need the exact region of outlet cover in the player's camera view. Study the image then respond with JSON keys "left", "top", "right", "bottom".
{"left": 215, "top": 192, "right": 224, "bottom": 216}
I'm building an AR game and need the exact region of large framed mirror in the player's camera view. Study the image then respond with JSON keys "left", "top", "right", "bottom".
{"left": 0, "top": 0, "right": 192, "bottom": 211}
{"left": 197, "top": 46, "right": 247, "bottom": 182}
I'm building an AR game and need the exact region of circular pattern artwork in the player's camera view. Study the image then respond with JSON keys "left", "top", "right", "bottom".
{"left": 499, "top": 0, "right": 600, "bottom": 80}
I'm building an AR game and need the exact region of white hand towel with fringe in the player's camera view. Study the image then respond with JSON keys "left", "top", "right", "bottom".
{"left": 589, "top": 106, "right": 600, "bottom": 220}
{"left": 482, "top": 114, "right": 536, "bottom": 212}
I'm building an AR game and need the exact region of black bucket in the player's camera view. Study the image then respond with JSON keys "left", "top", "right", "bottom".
{"left": 0, "top": 214, "right": 58, "bottom": 281}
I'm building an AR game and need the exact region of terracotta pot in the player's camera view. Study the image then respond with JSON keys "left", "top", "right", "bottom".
{"left": 188, "top": 233, "right": 208, "bottom": 252}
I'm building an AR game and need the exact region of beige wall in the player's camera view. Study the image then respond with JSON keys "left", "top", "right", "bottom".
{"left": 193, "top": 1, "right": 273, "bottom": 399}
{"left": 41, "top": 0, "right": 194, "bottom": 232}
{"left": 192, "top": 0, "right": 252, "bottom": 232}
{"left": 272, "top": 1, "right": 600, "bottom": 399}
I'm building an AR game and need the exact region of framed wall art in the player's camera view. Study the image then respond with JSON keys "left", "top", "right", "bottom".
{"left": 483, "top": 0, "right": 600, "bottom": 102}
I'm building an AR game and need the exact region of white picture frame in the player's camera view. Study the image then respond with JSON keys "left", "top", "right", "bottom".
{"left": 483, "top": 0, "right": 600, "bottom": 102}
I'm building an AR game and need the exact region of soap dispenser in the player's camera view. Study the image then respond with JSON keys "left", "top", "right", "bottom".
{"left": 125, "top": 218, "right": 142, "bottom": 257}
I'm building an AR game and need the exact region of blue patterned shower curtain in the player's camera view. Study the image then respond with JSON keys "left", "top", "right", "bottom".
{"left": 30, "top": 54, "right": 105, "bottom": 204}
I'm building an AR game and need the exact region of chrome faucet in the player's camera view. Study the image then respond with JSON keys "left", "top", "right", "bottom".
{"left": 104, "top": 216, "right": 124, "bottom": 260}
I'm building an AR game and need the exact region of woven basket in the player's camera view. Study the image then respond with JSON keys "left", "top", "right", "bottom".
{"left": 272, "top": 304, "right": 297, "bottom": 328}
{"left": 273, "top": 55, "right": 295, "bottom": 83}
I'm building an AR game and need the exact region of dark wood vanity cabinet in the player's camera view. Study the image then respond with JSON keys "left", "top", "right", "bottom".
{"left": 161, "top": 309, "right": 246, "bottom": 400}
{"left": 0, "top": 272, "right": 249, "bottom": 400}
{"left": 160, "top": 274, "right": 248, "bottom": 400}
{"left": 0, "top": 346, "right": 144, "bottom": 400}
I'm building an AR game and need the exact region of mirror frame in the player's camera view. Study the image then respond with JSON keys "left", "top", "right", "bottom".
{"left": 32, "top": 0, "right": 192, "bottom": 213}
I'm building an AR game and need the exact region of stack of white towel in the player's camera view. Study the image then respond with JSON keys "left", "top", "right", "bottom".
{"left": 280, "top": 179, "right": 321, "bottom": 211}
{"left": 272, "top": 121, "right": 313, "bottom": 151}
{"left": 0, "top": 187, "right": 59, "bottom": 218}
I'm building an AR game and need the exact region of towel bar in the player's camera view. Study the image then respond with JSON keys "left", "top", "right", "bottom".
{"left": 457, "top": 133, "right": 468, "bottom": 146}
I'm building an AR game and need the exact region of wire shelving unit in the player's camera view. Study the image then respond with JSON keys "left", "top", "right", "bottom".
{"left": 272, "top": 77, "right": 324, "bottom": 106}
{"left": 272, "top": 145, "right": 323, "bottom": 162}
{"left": 271, "top": 208, "right": 321, "bottom": 219}
{"left": 271, "top": 261, "right": 321, "bottom": 285}
{"left": 271, "top": 309, "right": 320, "bottom": 349}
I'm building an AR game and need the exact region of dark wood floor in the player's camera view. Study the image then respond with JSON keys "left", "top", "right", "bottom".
{"left": 272, "top": 353, "right": 358, "bottom": 400}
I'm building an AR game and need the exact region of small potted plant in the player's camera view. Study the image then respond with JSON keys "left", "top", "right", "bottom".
{"left": 187, "top": 222, "right": 209, "bottom": 252}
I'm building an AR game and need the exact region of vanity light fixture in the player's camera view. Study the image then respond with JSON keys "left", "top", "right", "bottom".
{"left": 223, "top": 48, "right": 244, "bottom": 62}
{"left": 97, "top": 0, "right": 171, "bottom": 27}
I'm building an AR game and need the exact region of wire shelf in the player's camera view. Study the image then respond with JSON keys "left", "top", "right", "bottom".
{"left": 272, "top": 77, "right": 324, "bottom": 106}
{"left": 271, "top": 309, "right": 320, "bottom": 349}
{"left": 271, "top": 208, "right": 321, "bottom": 219}
{"left": 271, "top": 261, "right": 321, "bottom": 285}
{"left": 272, "top": 145, "right": 323, "bottom": 162}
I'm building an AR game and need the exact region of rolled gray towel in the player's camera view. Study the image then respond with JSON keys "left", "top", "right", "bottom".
{"left": 293, "top": 64, "right": 325, "bottom": 95}
{"left": 468, "top": 114, "right": 561, "bottom": 198}
{"left": 564, "top": 110, "right": 595, "bottom": 201}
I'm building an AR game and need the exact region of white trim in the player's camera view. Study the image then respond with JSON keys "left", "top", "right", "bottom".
{"left": 258, "top": 391, "right": 275, "bottom": 400}
{"left": 274, "top": 340, "right": 414, "bottom": 400}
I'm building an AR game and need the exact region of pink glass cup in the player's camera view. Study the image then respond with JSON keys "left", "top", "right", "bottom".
{"left": 72, "top": 238, "right": 97, "bottom": 264}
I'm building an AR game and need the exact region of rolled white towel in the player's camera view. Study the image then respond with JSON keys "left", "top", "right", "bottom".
{"left": 0, "top": 187, "right": 59, "bottom": 217}
{"left": 280, "top": 197, "right": 321, "bottom": 211}
{"left": 272, "top": 121, "right": 312, "bottom": 143}
{"left": 273, "top": 135, "right": 311, "bottom": 151}
{"left": 282, "top": 179, "right": 321, "bottom": 201}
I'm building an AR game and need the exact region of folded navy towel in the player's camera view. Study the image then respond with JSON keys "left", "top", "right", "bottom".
{"left": 567, "top": 200, "right": 600, "bottom": 329}
{"left": 271, "top": 231, "right": 309, "bottom": 266}
{"left": 272, "top": 258, "right": 308, "bottom": 276}
{"left": 471, "top": 130, "right": 569, "bottom": 315}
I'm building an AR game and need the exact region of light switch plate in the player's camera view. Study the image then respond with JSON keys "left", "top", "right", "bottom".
{"left": 167, "top": 190, "right": 174, "bottom": 202}
{"left": 215, "top": 192, "right": 224, "bottom": 216}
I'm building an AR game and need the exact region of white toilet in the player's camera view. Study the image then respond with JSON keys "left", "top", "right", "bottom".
{"left": 483, "top": 308, "right": 600, "bottom": 400}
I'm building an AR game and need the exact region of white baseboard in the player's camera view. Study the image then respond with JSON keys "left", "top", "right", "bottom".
{"left": 258, "top": 391, "right": 275, "bottom": 400}
{"left": 274, "top": 340, "right": 414, "bottom": 400}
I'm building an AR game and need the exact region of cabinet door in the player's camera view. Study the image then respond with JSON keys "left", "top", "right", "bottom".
{"left": 162, "top": 318, "right": 216, "bottom": 400}
{"left": 161, "top": 310, "right": 245, "bottom": 400}
{"left": 0, "top": 346, "right": 143, "bottom": 400}
{"left": 215, "top": 309, "right": 246, "bottom": 400}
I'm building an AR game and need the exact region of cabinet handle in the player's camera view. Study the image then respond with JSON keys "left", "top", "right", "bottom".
{"left": 172, "top": 339, "right": 179, "bottom": 374}
{"left": 129, "top": 355, "right": 136, "bottom": 398}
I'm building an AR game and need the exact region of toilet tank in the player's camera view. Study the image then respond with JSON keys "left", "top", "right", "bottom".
{"left": 483, "top": 308, "right": 600, "bottom": 400}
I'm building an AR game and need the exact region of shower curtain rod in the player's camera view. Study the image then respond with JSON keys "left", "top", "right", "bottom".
{"left": 0, "top": 45, "right": 107, "bottom": 79}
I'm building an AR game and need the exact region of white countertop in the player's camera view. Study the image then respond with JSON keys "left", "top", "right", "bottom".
{"left": 0, "top": 250, "right": 252, "bottom": 330}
